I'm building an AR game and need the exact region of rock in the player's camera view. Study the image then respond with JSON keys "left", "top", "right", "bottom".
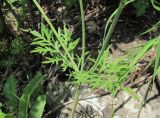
{"left": 60, "top": 83, "right": 160, "bottom": 118}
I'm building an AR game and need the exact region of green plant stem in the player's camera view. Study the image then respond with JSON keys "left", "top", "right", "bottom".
{"left": 103, "top": 9, "right": 118, "bottom": 42}
{"left": 89, "top": 0, "right": 125, "bottom": 72}
{"left": 33, "top": 0, "right": 79, "bottom": 71}
{"left": 111, "top": 97, "right": 115, "bottom": 118}
{"left": 79, "top": 0, "right": 86, "bottom": 71}
{"left": 70, "top": 1, "right": 85, "bottom": 117}
{"left": 71, "top": 85, "right": 81, "bottom": 118}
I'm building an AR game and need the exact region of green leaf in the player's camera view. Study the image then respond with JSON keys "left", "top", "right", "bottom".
{"left": 6, "top": 0, "right": 17, "bottom": 7}
{"left": 0, "top": 109, "right": 14, "bottom": 118}
{"left": 31, "top": 31, "right": 43, "bottom": 39}
{"left": 121, "top": 86, "right": 139, "bottom": 100}
{"left": 18, "top": 72, "right": 44, "bottom": 118}
{"left": 7, "top": 0, "right": 17, "bottom": 4}
{"left": 132, "top": 0, "right": 150, "bottom": 16}
{"left": 10, "top": 37, "right": 24, "bottom": 55}
{"left": 31, "top": 23, "right": 78, "bottom": 71}
{"left": 29, "top": 95, "right": 46, "bottom": 118}
{"left": 3, "top": 75, "right": 18, "bottom": 107}
{"left": 68, "top": 38, "right": 79, "bottom": 51}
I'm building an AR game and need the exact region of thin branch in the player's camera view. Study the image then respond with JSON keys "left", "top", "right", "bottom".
{"left": 26, "top": 0, "right": 36, "bottom": 30}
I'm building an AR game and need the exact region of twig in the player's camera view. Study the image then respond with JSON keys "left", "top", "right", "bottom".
{"left": 26, "top": 0, "right": 36, "bottom": 30}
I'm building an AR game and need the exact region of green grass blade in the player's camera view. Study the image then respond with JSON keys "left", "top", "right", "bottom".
{"left": 121, "top": 86, "right": 139, "bottom": 100}
{"left": 129, "top": 39, "right": 158, "bottom": 68}
{"left": 141, "top": 21, "right": 160, "bottom": 35}
{"left": 153, "top": 37, "right": 160, "bottom": 80}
